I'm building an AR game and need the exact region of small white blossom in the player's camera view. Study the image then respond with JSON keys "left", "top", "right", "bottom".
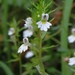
{"left": 37, "top": 13, "right": 52, "bottom": 31}
{"left": 25, "top": 51, "right": 34, "bottom": 58}
{"left": 23, "top": 27, "right": 33, "bottom": 38}
{"left": 18, "top": 37, "right": 30, "bottom": 53}
{"left": 68, "top": 35, "right": 75, "bottom": 43}
{"left": 68, "top": 57, "right": 75, "bottom": 66}
{"left": 8, "top": 28, "right": 15, "bottom": 42}
{"left": 68, "top": 28, "right": 75, "bottom": 43}
{"left": 24, "top": 17, "right": 32, "bottom": 28}
{"left": 8, "top": 28, "right": 15, "bottom": 36}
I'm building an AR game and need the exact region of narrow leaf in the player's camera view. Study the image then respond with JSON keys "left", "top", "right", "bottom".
{"left": 7, "top": 58, "right": 19, "bottom": 63}
{"left": 48, "top": 8, "right": 57, "bottom": 14}
{"left": 41, "top": 32, "right": 47, "bottom": 39}
{"left": 43, "top": 45, "right": 58, "bottom": 50}
{"left": 0, "top": 61, "right": 14, "bottom": 75}
{"left": 44, "top": 1, "right": 52, "bottom": 10}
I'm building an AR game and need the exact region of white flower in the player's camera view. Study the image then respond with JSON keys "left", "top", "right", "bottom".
{"left": 68, "top": 57, "right": 75, "bottom": 66}
{"left": 72, "top": 28, "right": 75, "bottom": 34}
{"left": 23, "top": 27, "right": 33, "bottom": 38}
{"left": 24, "top": 17, "right": 32, "bottom": 28}
{"left": 68, "top": 35, "right": 75, "bottom": 43}
{"left": 25, "top": 51, "right": 34, "bottom": 58}
{"left": 18, "top": 37, "right": 30, "bottom": 53}
{"left": 8, "top": 28, "right": 15, "bottom": 42}
{"left": 8, "top": 28, "right": 15, "bottom": 36}
{"left": 68, "top": 28, "right": 75, "bottom": 43}
{"left": 37, "top": 13, "right": 52, "bottom": 31}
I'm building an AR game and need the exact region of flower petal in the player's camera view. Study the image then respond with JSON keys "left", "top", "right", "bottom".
{"left": 8, "top": 28, "right": 15, "bottom": 36}
{"left": 18, "top": 44, "right": 28, "bottom": 53}
{"left": 37, "top": 21, "right": 52, "bottom": 31}
{"left": 24, "top": 17, "right": 32, "bottom": 28}
{"left": 68, "top": 35, "right": 75, "bottom": 43}
{"left": 41, "top": 25, "right": 47, "bottom": 31}
{"left": 25, "top": 51, "right": 34, "bottom": 58}
{"left": 68, "top": 57, "right": 75, "bottom": 66}
{"left": 23, "top": 29, "right": 33, "bottom": 37}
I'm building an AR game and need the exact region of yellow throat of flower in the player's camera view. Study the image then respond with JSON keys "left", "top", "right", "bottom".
{"left": 42, "top": 20, "right": 46, "bottom": 24}
{"left": 73, "top": 34, "right": 75, "bottom": 37}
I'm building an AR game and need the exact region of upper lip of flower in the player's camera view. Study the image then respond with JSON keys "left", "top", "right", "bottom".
{"left": 18, "top": 37, "right": 30, "bottom": 53}
{"left": 24, "top": 17, "right": 33, "bottom": 29}
{"left": 23, "top": 37, "right": 28, "bottom": 43}
{"left": 42, "top": 13, "right": 49, "bottom": 21}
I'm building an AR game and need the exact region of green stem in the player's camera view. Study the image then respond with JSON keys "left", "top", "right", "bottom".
{"left": 39, "top": 37, "right": 44, "bottom": 72}
{"left": 19, "top": 54, "right": 22, "bottom": 75}
{"left": 38, "top": 31, "right": 48, "bottom": 75}
{"left": 13, "top": 35, "right": 22, "bottom": 74}
{"left": 17, "top": 39, "right": 22, "bottom": 75}
{"left": 12, "top": 35, "right": 18, "bottom": 50}
{"left": 60, "top": 0, "right": 73, "bottom": 75}
{"left": 12, "top": 34, "right": 22, "bottom": 75}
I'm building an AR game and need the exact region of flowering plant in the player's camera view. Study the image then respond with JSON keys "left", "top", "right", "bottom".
{"left": 7, "top": 0, "right": 56, "bottom": 75}
{"left": 17, "top": 0, "right": 54, "bottom": 75}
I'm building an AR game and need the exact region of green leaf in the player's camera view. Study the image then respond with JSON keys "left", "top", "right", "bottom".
{"left": 22, "top": 63, "right": 36, "bottom": 75}
{"left": 48, "top": 8, "right": 57, "bottom": 14}
{"left": 47, "top": 67, "right": 61, "bottom": 75}
{"left": 30, "top": 1, "right": 38, "bottom": 10}
{"left": 31, "top": 57, "right": 39, "bottom": 66}
{"left": 22, "top": 63, "right": 33, "bottom": 69}
{"left": 31, "top": 37, "right": 40, "bottom": 47}
{"left": 30, "top": 44, "right": 39, "bottom": 54}
{"left": 41, "top": 32, "right": 47, "bottom": 39}
{"left": 50, "top": 17, "right": 55, "bottom": 22}
{"left": 0, "top": 61, "right": 14, "bottom": 75}
{"left": 12, "top": 53, "right": 18, "bottom": 58}
{"left": 27, "top": 8, "right": 33, "bottom": 12}
{"left": 7, "top": 58, "right": 19, "bottom": 63}
{"left": 44, "top": 1, "right": 53, "bottom": 10}
{"left": 43, "top": 45, "right": 58, "bottom": 50}
{"left": 18, "top": 27, "right": 25, "bottom": 32}
{"left": 35, "top": 65, "right": 42, "bottom": 74}
{"left": 42, "top": 55, "right": 51, "bottom": 62}
{"left": 35, "top": 64, "right": 49, "bottom": 75}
